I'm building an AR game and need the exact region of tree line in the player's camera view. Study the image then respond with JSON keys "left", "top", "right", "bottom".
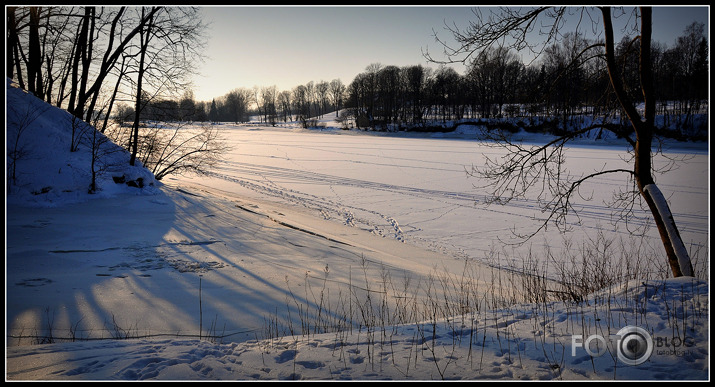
{"left": 348, "top": 22, "right": 705, "bottom": 137}
{"left": 184, "top": 79, "right": 347, "bottom": 127}
{"left": 353, "top": 21, "right": 707, "bottom": 137}
{"left": 177, "top": 21, "right": 706, "bottom": 140}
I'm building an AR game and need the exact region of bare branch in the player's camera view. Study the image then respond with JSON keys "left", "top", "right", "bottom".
{"left": 471, "top": 125, "right": 636, "bottom": 242}
{"left": 424, "top": 7, "right": 575, "bottom": 65}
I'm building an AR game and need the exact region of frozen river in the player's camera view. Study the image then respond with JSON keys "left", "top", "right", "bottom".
{"left": 167, "top": 124, "right": 709, "bottom": 278}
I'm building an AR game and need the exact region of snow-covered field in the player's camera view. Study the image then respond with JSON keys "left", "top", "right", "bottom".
{"left": 5, "top": 81, "right": 710, "bottom": 380}
{"left": 166, "top": 120, "right": 709, "bottom": 276}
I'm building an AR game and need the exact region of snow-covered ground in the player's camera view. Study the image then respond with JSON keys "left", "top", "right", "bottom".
{"left": 5, "top": 80, "right": 710, "bottom": 380}
{"left": 166, "top": 119, "right": 709, "bottom": 276}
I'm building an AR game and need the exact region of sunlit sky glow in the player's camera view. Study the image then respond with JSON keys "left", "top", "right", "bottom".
{"left": 192, "top": 5, "right": 709, "bottom": 102}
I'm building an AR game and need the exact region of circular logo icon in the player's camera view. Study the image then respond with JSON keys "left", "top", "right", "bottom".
{"left": 616, "top": 326, "right": 653, "bottom": 366}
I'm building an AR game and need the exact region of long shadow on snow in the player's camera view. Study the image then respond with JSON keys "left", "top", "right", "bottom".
{"left": 159, "top": 186, "right": 424, "bottom": 342}
{"left": 6, "top": 184, "right": 445, "bottom": 347}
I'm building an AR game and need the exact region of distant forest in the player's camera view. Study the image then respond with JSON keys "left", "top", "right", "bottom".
{"left": 128, "top": 22, "right": 710, "bottom": 141}
{"left": 7, "top": 6, "right": 709, "bottom": 141}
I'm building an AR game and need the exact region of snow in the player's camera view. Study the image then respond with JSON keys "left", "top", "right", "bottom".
{"left": 5, "top": 79, "right": 710, "bottom": 380}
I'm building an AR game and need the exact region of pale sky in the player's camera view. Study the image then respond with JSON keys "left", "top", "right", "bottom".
{"left": 192, "top": 6, "right": 709, "bottom": 102}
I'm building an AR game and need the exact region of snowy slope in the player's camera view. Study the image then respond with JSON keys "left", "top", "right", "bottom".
{"left": 6, "top": 78, "right": 158, "bottom": 207}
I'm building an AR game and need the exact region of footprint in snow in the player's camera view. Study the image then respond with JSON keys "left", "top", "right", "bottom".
{"left": 15, "top": 278, "right": 53, "bottom": 287}
{"left": 275, "top": 349, "right": 297, "bottom": 364}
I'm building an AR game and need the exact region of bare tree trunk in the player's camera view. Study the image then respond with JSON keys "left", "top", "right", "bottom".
{"left": 601, "top": 7, "right": 693, "bottom": 277}
{"left": 130, "top": 9, "right": 152, "bottom": 167}
{"left": 27, "top": 7, "right": 44, "bottom": 99}
{"left": 100, "top": 55, "right": 128, "bottom": 133}
{"left": 68, "top": 8, "right": 90, "bottom": 119}
{"left": 76, "top": 7, "right": 96, "bottom": 121}
{"left": 7, "top": 7, "right": 19, "bottom": 81}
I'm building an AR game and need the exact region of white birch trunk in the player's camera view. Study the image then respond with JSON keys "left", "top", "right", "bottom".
{"left": 643, "top": 184, "right": 694, "bottom": 276}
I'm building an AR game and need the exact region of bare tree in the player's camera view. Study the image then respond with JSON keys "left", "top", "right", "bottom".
{"left": 6, "top": 7, "right": 23, "bottom": 84}
{"left": 278, "top": 90, "right": 293, "bottom": 122}
{"left": 137, "top": 122, "right": 229, "bottom": 181}
{"left": 127, "top": 6, "right": 207, "bottom": 166}
{"left": 403, "top": 65, "right": 429, "bottom": 124}
{"left": 27, "top": 7, "right": 45, "bottom": 99}
{"left": 224, "top": 88, "right": 251, "bottom": 123}
{"left": 7, "top": 6, "right": 53, "bottom": 99}
{"left": 261, "top": 85, "right": 278, "bottom": 125}
{"left": 179, "top": 90, "right": 198, "bottom": 121}
{"left": 304, "top": 81, "right": 315, "bottom": 118}
{"left": 292, "top": 84, "right": 310, "bottom": 127}
{"left": 315, "top": 80, "right": 330, "bottom": 118}
{"left": 87, "top": 123, "right": 126, "bottom": 194}
{"left": 428, "top": 6, "right": 694, "bottom": 277}
{"left": 68, "top": 114, "right": 93, "bottom": 152}
{"left": 252, "top": 86, "right": 264, "bottom": 123}
{"left": 465, "top": 46, "right": 523, "bottom": 119}
{"left": 66, "top": 7, "right": 162, "bottom": 123}
{"left": 128, "top": 7, "right": 156, "bottom": 166}
{"left": 99, "top": 54, "right": 130, "bottom": 133}
{"left": 328, "top": 79, "right": 345, "bottom": 116}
